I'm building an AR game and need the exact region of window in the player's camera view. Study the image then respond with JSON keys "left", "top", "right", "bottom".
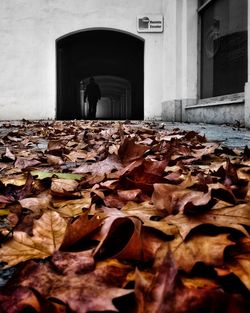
{"left": 199, "top": 0, "right": 248, "bottom": 99}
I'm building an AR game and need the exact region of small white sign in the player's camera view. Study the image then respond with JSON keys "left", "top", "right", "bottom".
{"left": 137, "top": 15, "right": 164, "bottom": 33}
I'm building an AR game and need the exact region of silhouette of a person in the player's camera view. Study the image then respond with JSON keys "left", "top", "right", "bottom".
{"left": 84, "top": 77, "right": 101, "bottom": 119}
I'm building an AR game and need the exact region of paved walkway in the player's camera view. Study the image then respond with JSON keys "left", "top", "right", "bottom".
{"left": 162, "top": 122, "right": 250, "bottom": 149}
{"left": 0, "top": 120, "right": 249, "bottom": 149}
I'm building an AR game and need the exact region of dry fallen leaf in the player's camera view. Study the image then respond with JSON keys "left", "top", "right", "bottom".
{"left": 0, "top": 120, "right": 249, "bottom": 312}
{"left": 1, "top": 256, "right": 134, "bottom": 313}
{"left": 60, "top": 210, "right": 104, "bottom": 250}
{"left": 168, "top": 233, "right": 234, "bottom": 272}
{"left": 0, "top": 211, "right": 67, "bottom": 267}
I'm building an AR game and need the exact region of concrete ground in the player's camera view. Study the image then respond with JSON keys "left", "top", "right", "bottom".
{"left": 162, "top": 122, "right": 250, "bottom": 149}
{"left": 0, "top": 120, "right": 249, "bottom": 149}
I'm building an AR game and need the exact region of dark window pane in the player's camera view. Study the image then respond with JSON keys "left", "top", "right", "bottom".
{"left": 200, "top": 0, "right": 248, "bottom": 98}
{"left": 199, "top": 0, "right": 212, "bottom": 8}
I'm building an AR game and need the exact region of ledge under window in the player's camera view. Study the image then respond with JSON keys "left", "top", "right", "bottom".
{"left": 186, "top": 92, "right": 244, "bottom": 109}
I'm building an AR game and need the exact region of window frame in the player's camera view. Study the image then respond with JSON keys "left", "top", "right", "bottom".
{"left": 197, "top": 0, "right": 247, "bottom": 104}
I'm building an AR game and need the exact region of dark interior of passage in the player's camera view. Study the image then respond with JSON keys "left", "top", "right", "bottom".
{"left": 56, "top": 29, "right": 144, "bottom": 120}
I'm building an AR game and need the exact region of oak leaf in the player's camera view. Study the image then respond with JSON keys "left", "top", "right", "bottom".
{"left": 121, "top": 200, "right": 167, "bottom": 221}
{"left": 216, "top": 238, "right": 250, "bottom": 290}
{"left": 53, "top": 197, "right": 91, "bottom": 217}
{"left": 73, "top": 154, "right": 123, "bottom": 175}
{"left": 0, "top": 286, "right": 41, "bottom": 313}
{"left": 51, "top": 178, "right": 79, "bottom": 194}
{"left": 165, "top": 202, "right": 250, "bottom": 239}
{"left": 19, "top": 191, "right": 52, "bottom": 213}
{"left": 5, "top": 257, "right": 134, "bottom": 313}
{"left": 60, "top": 210, "right": 104, "bottom": 250}
{"left": 135, "top": 251, "right": 248, "bottom": 313}
{"left": 118, "top": 137, "right": 149, "bottom": 164}
{"left": 168, "top": 233, "right": 234, "bottom": 272}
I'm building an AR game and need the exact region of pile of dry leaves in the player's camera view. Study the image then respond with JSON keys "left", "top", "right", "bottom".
{"left": 0, "top": 120, "right": 249, "bottom": 313}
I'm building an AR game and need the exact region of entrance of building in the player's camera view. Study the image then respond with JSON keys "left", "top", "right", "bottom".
{"left": 56, "top": 29, "right": 144, "bottom": 120}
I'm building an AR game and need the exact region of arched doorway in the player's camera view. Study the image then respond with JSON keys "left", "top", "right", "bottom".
{"left": 56, "top": 29, "right": 144, "bottom": 120}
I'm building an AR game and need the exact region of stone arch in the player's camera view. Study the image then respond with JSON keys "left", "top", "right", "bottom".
{"left": 56, "top": 28, "right": 144, "bottom": 120}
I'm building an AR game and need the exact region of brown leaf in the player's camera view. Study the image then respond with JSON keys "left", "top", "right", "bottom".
{"left": 152, "top": 183, "right": 203, "bottom": 215}
{"left": 3, "top": 147, "right": 15, "bottom": 161}
{"left": 19, "top": 191, "right": 52, "bottom": 213}
{"left": 94, "top": 216, "right": 144, "bottom": 261}
{"left": 135, "top": 251, "right": 248, "bottom": 313}
{"left": 51, "top": 250, "right": 95, "bottom": 274}
{"left": 6, "top": 258, "right": 133, "bottom": 313}
{"left": 0, "top": 286, "right": 41, "bottom": 313}
{"left": 118, "top": 137, "right": 149, "bottom": 164}
{"left": 51, "top": 178, "right": 79, "bottom": 195}
{"left": 117, "top": 188, "right": 142, "bottom": 201}
{"left": 65, "top": 150, "right": 87, "bottom": 162}
{"left": 47, "top": 154, "right": 64, "bottom": 165}
{"left": 53, "top": 196, "right": 91, "bottom": 217}
{"left": 14, "top": 157, "right": 41, "bottom": 169}
{"left": 216, "top": 238, "right": 250, "bottom": 290}
{"left": 60, "top": 210, "right": 104, "bottom": 250}
{"left": 168, "top": 233, "right": 234, "bottom": 272}
{"left": 47, "top": 140, "right": 66, "bottom": 152}
{"left": 165, "top": 203, "right": 250, "bottom": 239}
{"left": 0, "top": 211, "right": 67, "bottom": 267}
{"left": 121, "top": 201, "right": 167, "bottom": 222}
{"left": 73, "top": 154, "right": 123, "bottom": 175}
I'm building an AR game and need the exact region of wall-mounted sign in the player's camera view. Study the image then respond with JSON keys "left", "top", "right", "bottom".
{"left": 137, "top": 15, "right": 164, "bottom": 33}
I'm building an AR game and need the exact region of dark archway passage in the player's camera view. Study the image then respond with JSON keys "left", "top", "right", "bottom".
{"left": 56, "top": 29, "right": 144, "bottom": 120}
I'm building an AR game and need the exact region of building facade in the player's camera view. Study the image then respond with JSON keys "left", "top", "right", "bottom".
{"left": 0, "top": 0, "right": 249, "bottom": 126}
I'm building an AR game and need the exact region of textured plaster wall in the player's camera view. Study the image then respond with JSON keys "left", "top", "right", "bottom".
{"left": 0, "top": 0, "right": 53, "bottom": 119}
{"left": 0, "top": 0, "right": 165, "bottom": 120}
{"left": 161, "top": 0, "right": 198, "bottom": 122}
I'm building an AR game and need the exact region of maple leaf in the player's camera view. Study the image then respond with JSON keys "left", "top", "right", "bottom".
{"left": 0, "top": 211, "right": 67, "bottom": 267}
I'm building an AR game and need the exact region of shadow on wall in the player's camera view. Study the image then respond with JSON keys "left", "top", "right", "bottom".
{"left": 56, "top": 29, "right": 144, "bottom": 120}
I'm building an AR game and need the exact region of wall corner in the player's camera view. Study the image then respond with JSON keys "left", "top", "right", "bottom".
{"left": 245, "top": 82, "right": 250, "bottom": 128}
{"left": 162, "top": 99, "right": 182, "bottom": 122}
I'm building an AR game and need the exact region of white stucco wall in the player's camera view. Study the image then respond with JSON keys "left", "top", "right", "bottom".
{"left": 0, "top": 0, "right": 167, "bottom": 120}
{"left": 1, "top": 0, "right": 247, "bottom": 124}
{"left": 161, "top": 0, "right": 198, "bottom": 121}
